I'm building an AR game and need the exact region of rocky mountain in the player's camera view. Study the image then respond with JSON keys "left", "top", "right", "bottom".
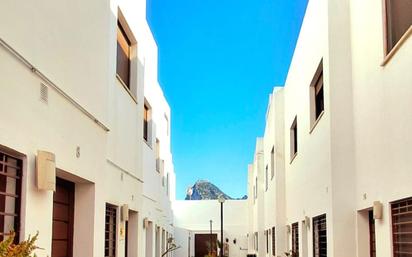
{"left": 185, "top": 180, "right": 247, "bottom": 200}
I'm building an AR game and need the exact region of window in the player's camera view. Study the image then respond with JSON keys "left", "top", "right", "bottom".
{"left": 265, "top": 165, "right": 268, "bottom": 191}
{"left": 272, "top": 227, "right": 276, "bottom": 256}
{"left": 310, "top": 60, "right": 324, "bottom": 128}
{"left": 164, "top": 115, "right": 169, "bottom": 136}
{"left": 117, "top": 15, "right": 131, "bottom": 88}
{"left": 392, "top": 197, "right": 412, "bottom": 257}
{"left": 144, "top": 103, "right": 151, "bottom": 142}
{"left": 266, "top": 230, "right": 269, "bottom": 254}
{"left": 255, "top": 177, "right": 258, "bottom": 198}
{"left": 313, "top": 214, "right": 327, "bottom": 257}
{"left": 0, "top": 152, "right": 22, "bottom": 243}
{"left": 290, "top": 117, "right": 298, "bottom": 161}
{"left": 384, "top": 0, "right": 412, "bottom": 53}
{"left": 254, "top": 232, "right": 258, "bottom": 251}
{"left": 292, "top": 223, "right": 299, "bottom": 257}
{"left": 105, "top": 204, "right": 117, "bottom": 257}
{"left": 369, "top": 211, "right": 376, "bottom": 257}
{"left": 271, "top": 147, "right": 275, "bottom": 180}
{"left": 156, "top": 139, "right": 161, "bottom": 172}
{"left": 166, "top": 173, "right": 170, "bottom": 196}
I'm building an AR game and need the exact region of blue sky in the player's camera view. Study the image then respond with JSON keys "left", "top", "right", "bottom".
{"left": 147, "top": 0, "right": 308, "bottom": 199}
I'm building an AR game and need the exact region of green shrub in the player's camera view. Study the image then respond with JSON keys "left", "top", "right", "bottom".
{"left": 0, "top": 231, "right": 39, "bottom": 257}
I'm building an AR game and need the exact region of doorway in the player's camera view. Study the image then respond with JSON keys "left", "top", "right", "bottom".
{"left": 195, "top": 233, "right": 217, "bottom": 257}
{"left": 52, "top": 178, "right": 75, "bottom": 257}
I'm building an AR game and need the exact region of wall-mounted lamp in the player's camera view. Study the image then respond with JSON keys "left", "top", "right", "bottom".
{"left": 373, "top": 201, "right": 383, "bottom": 220}
{"left": 143, "top": 217, "right": 149, "bottom": 229}
{"left": 304, "top": 216, "right": 311, "bottom": 229}
{"left": 121, "top": 204, "right": 129, "bottom": 222}
{"left": 36, "top": 150, "right": 56, "bottom": 191}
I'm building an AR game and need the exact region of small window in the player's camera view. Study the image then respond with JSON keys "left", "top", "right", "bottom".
{"left": 105, "top": 204, "right": 117, "bottom": 257}
{"left": 392, "top": 197, "right": 412, "bottom": 257}
{"left": 313, "top": 214, "right": 327, "bottom": 257}
{"left": 271, "top": 147, "right": 275, "bottom": 180}
{"left": 384, "top": 0, "right": 412, "bottom": 54}
{"left": 265, "top": 165, "right": 268, "bottom": 191}
{"left": 117, "top": 16, "right": 131, "bottom": 88}
{"left": 272, "top": 227, "right": 276, "bottom": 256}
{"left": 164, "top": 115, "right": 170, "bottom": 136}
{"left": 254, "top": 232, "right": 258, "bottom": 251}
{"left": 310, "top": 60, "right": 324, "bottom": 129}
{"left": 369, "top": 210, "right": 376, "bottom": 257}
{"left": 0, "top": 152, "right": 22, "bottom": 243}
{"left": 166, "top": 173, "right": 170, "bottom": 196}
{"left": 266, "top": 230, "right": 269, "bottom": 254}
{"left": 292, "top": 223, "right": 299, "bottom": 257}
{"left": 255, "top": 177, "right": 258, "bottom": 199}
{"left": 290, "top": 117, "right": 298, "bottom": 161}
{"left": 144, "top": 103, "right": 151, "bottom": 143}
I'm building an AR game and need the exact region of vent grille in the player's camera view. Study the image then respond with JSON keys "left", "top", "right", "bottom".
{"left": 40, "top": 83, "right": 48, "bottom": 104}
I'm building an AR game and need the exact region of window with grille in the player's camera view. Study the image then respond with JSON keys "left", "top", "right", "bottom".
{"left": 144, "top": 103, "right": 150, "bottom": 142}
{"left": 272, "top": 227, "right": 276, "bottom": 256}
{"left": 271, "top": 147, "right": 275, "bottom": 180}
{"left": 369, "top": 210, "right": 376, "bottom": 257}
{"left": 117, "top": 18, "right": 131, "bottom": 88}
{"left": 313, "top": 214, "right": 327, "bottom": 257}
{"left": 392, "top": 197, "right": 412, "bottom": 257}
{"left": 290, "top": 117, "right": 298, "bottom": 161}
{"left": 384, "top": 0, "right": 412, "bottom": 53}
{"left": 105, "top": 204, "right": 117, "bottom": 257}
{"left": 0, "top": 152, "right": 22, "bottom": 243}
{"left": 292, "top": 223, "right": 299, "bottom": 257}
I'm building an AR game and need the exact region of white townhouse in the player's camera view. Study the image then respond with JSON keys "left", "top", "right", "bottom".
{"left": 0, "top": 0, "right": 176, "bottom": 257}
{"left": 248, "top": 0, "right": 412, "bottom": 257}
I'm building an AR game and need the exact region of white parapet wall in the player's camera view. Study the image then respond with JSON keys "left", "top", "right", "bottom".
{"left": 173, "top": 200, "right": 249, "bottom": 257}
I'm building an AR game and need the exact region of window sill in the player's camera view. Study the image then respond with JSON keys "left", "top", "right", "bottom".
{"left": 309, "top": 110, "right": 324, "bottom": 134}
{"left": 290, "top": 152, "right": 298, "bottom": 164}
{"left": 381, "top": 26, "right": 412, "bottom": 66}
{"left": 116, "top": 74, "right": 138, "bottom": 104}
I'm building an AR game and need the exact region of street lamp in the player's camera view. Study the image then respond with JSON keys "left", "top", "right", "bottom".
{"left": 209, "top": 220, "right": 213, "bottom": 255}
{"left": 218, "top": 195, "right": 226, "bottom": 257}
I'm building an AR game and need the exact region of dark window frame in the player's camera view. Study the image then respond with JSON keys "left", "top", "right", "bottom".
{"left": 270, "top": 147, "right": 275, "bottom": 180}
{"left": 105, "top": 204, "right": 117, "bottom": 257}
{"left": 116, "top": 16, "right": 132, "bottom": 89}
{"left": 383, "top": 0, "right": 412, "bottom": 55}
{"left": 143, "top": 103, "right": 150, "bottom": 142}
{"left": 391, "top": 197, "right": 412, "bottom": 257}
{"left": 272, "top": 227, "right": 276, "bottom": 256}
{"left": 313, "top": 214, "right": 327, "bottom": 257}
{"left": 290, "top": 117, "right": 298, "bottom": 161}
{"left": 291, "top": 223, "right": 299, "bottom": 257}
{"left": 369, "top": 210, "right": 376, "bottom": 257}
{"left": 0, "top": 151, "right": 22, "bottom": 243}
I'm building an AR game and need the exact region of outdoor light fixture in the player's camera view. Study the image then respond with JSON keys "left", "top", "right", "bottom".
{"left": 121, "top": 204, "right": 129, "bottom": 222}
{"left": 218, "top": 194, "right": 225, "bottom": 257}
{"left": 304, "top": 216, "right": 310, "bottom": 229}
{"left": 36, "top": 150, "right": 56, "bottom": 191}
{"left": 373, "top": 201, "right": 383, "bottom": 220}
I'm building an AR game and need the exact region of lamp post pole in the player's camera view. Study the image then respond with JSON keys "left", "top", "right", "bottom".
{"left": 210, "top": 220, "right": 213, "bottom": 254}
{"left": 218, "top": 195, "right": 225, "bottom": 257}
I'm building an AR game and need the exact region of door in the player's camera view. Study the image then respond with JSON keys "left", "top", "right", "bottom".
{"left": 195, "top": 234, "right": 217, "bottom": 257}
{"left": 52, "top": 178, "right": 74, "bottom": 257}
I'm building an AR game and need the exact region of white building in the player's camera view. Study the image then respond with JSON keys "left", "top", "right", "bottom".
{"left": 0, "top": 0, "right": 175, "bottom": 257}
{"left": 248, "top": 0, "right": 412, "bottom": 257}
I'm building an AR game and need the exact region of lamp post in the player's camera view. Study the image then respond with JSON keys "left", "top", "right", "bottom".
{"left": 209, "top": 220, "right": 213, "bottom": 254}
{"left": 218, "top": 195, "right": 226, "bottom": 257}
